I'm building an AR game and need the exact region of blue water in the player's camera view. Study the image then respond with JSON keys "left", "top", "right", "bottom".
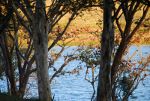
{"left": 0, "top": 46, "right": 150, "bottom": 101}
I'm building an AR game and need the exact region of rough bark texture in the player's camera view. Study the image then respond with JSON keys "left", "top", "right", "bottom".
{"left": 32, "top": 0, "right": 52, "bottom": 101}
{"left": 96, "top": 0, "right": 114, "bottom": 101}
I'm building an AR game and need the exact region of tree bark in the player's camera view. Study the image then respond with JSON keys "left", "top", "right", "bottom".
{"left": 96, "top": 0, "right": 114, "bottom": 101}
{"left": 0, "top": 33, "right": 17, "bottom": 95}
{"left": 32, "top": 0, "right": 52, "bottom": 101}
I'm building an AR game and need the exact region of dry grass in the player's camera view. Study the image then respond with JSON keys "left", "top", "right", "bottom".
{"left": 56, "top": 7, "right": 150, "bottom": 46}
{"left": 19, "top": 7, "right": 150, "bottom": 47}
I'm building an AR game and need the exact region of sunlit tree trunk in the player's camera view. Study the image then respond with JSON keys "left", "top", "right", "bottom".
{"left": 32, "top": 0, "right": 52, "bottom": 101}
{"left": 96, "top": 0, "right": 114, "bottom": 101}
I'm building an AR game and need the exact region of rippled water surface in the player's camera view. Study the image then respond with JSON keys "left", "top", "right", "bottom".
{"left": 0, "top": 46, "right": 150, "bottom": 101}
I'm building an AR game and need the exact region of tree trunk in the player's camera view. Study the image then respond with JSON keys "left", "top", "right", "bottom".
{"left": 18, "top": 74, "right": 29, "bottom": 98}
{"left": 111, "top": 40, "right": 128, "bottom": 82}
{"left": 0, "top": 34, "right": 17, "bottom": 95}
{"left": 96, "top": 0, "right": 114, "bottom": 101}
{"left": 32, "top": 0, "right": 52, "bottom": 101}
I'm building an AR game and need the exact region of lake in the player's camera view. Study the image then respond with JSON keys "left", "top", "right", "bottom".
{"left": 0, "top": 45, "right": 150, "bottom": 101}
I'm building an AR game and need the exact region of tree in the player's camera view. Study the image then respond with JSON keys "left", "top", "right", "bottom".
{"left": 0, "top": 13, "right": 36, "bottom": 97}
{"left": 96, "top": 0, "right": 149, "bottom": 101}
{"left": 31, "top": 1, "right": 52, "bottom": 101}
{"left": 0, "top": 0, "right": 16, "bottom": 95}
{"left": 11, "top": 0, "right": 100, "bottom": 100}
{"left": 96, "top": 0, "right": 114, "bottom": 100}
{"left": 111, "top": 1, "right": 149, "bottom": 100}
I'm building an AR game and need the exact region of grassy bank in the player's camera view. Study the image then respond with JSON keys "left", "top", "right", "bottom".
{"left": 47, "top": 7, "right": 150, "bottom": 46}
{"left": 18, "top": 8, "right": 150, "bottom": 48}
